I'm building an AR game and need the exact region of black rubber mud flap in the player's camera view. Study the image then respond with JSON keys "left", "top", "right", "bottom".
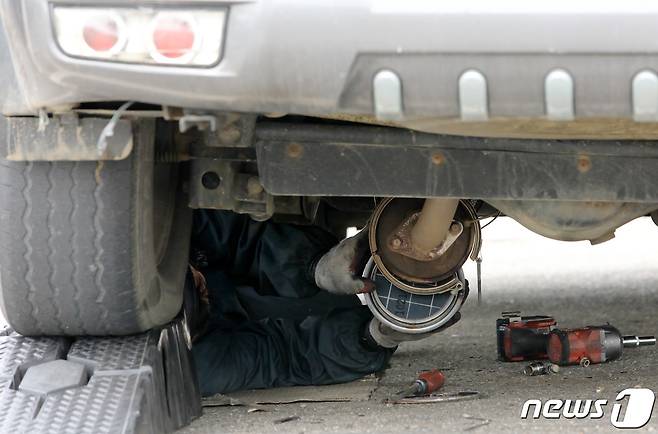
{"left": 0, "top": 317, "right": 201, "bottom": 433}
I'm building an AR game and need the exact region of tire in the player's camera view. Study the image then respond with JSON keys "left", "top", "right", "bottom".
{"left": 0, "top": 120, "right": 192, "bottom": 336}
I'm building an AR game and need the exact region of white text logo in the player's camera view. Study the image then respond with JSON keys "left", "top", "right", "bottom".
{"left": 521, "top": 388, "right": 655, "bottom": 429}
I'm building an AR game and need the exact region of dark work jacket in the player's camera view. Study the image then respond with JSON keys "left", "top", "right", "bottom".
{"left": 191, "top": 210, "right": 394, "bottom": 396}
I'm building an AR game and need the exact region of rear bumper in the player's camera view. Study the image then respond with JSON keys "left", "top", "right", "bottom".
{"left": 5, "top": 1, "right": 658, "bottom": 135}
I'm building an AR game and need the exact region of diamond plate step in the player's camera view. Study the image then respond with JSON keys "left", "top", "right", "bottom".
{"left": 0, "top": 317, "right": 201, "bottom": 434}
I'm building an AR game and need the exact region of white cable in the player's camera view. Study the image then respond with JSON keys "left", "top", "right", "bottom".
{"left": 97, "top": 101, "right": 135, "bottom": 155}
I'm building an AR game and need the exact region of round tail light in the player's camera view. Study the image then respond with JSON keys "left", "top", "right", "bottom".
{"left": 82, "top": 13, "right": 125, "bottom": 55}
{"left": 150, "top": 13, "right": 198, "bottom": 63}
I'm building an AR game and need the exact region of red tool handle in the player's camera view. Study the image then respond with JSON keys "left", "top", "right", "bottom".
{"left": 417, "top": 369, "right": 445, "bottom": 395}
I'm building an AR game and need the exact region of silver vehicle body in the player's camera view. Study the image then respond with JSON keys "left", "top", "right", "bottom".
{"left": 3, "top": 1, "right": 658, "bottom": 139}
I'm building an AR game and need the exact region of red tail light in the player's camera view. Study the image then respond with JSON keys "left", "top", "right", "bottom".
{"left": 53, "top": 7, "right": 225, "bottom": 66}
{"left": 152, "top": 15, "right": 196, "bottom": 60}
{"left": 82, "top": 14, "right": 122, "bottom": 53}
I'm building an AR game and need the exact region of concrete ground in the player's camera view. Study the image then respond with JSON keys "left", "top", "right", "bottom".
{"left": 180, "top": 217, "right": 658, "bottom": 433}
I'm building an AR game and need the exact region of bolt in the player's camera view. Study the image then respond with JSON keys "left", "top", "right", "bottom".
{"left": 577, "top": 155, "right": 592, "bottom": 173}
{"left": 246, "top": 176, "right": 264, "bottom": 197}
{"left": 218, "top": 125, "right": 242, "bottom": 144}
{"left": 431, "top": 152, "right": 445, "bottom": 166}
{"left": 287, "top": 143, "right": 303, "bottom": 159}
{"left": 449, "top": 222, "right": 461, "bottom": 235}
{"left": 201, "top": 171, "right": 221, "bottom": 190}
{"left": 579, "top": 357, "right": 591, "bottom": 368}
{"left": 390, "top": 237, "right": 402, "bottom": 249}
{"left": 524, "top": 361, "right": 560, "bottom": 376}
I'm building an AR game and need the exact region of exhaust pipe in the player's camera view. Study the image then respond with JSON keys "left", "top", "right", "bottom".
{"left": 410, "top": 198, "right": 460, "bottom": 257}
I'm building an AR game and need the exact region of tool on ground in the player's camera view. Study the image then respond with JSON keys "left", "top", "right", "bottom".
{"left": 547, "top": 325, "right": 656, "bottom": 366}
{"left": 201, "top": 394, "right": 268, "bottom": 412}
{"left": 476, "top": 255, "right": 482, "bottom": 306}
{"left": 523, "top": 361, "right": 560, "bottom": 376}
{"left": 393, "top": 369, "right": 445, "bottom": 399}
{"left": 463, "top": 414, "right": 491, "bottom": 432}
{"left": 390, "top": 390, "right": 480, "bottom": 404}
{"left": 496, "top": 311, "right": 557, "bottom": 362}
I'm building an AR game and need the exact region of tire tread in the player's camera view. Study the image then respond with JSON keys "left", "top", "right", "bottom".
{"left": 0, "top": 160, "right": 138, "bottom": 335}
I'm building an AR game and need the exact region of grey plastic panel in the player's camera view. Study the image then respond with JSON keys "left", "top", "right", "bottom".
{"left": 0, "top": 23, "right": 29, "bottom": 115}
{"left": 67, "top": 335, "right": 153, "bottom": 371}
{"left": 0, "top": 337, "right": 68, "bottom": 380}
{"left": 3, "top": 0, "right": 658, "bottom": 125}
{"left": 2, "top": 116, "right": 133, "bottom": 161}
{"left": 0, "top": 379, "right": 39, "bottom": 433}
{"left": 32, "top": 374, "right": 150, "bottom": 434}
{"left": 0, "top": 317, "right": 201, "bottom": 434}
{"left": 19, "top": 360, "right": 86, "bottom": 395}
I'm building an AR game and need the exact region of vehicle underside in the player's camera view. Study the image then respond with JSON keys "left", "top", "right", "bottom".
{"left": 1, "top": 0, "right": 658, "bottom": 339}
{"left": 3, "top": 108, "right": 658, "bottom": 337}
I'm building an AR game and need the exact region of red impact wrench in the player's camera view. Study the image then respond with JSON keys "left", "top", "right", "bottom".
{"left": 547, "top": 325, "right": 656, "bottom": 366}
{"left": 394, "top": 369, "right": 446, "bottom": 399}
{"left": 496, "top": 311, "right": 557, "bottom": 362}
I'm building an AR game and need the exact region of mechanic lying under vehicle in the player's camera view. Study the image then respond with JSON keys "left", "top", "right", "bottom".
{"left": 185, "top": 210, "right": 463, "bottom": 395}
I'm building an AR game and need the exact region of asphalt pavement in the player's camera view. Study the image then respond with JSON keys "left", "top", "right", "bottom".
{"left": 180, "top": 217, "right": 658, "bottom": 433}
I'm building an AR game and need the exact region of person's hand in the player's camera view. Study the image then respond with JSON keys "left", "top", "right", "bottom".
{"left": 185, "top": 266, "right": 210, "bottom": 342}
{"left": 367, "top": 313, "right": 462, "bottom": 348}
{"left": 314, "top": 229, "right": 374, "bottom": 295}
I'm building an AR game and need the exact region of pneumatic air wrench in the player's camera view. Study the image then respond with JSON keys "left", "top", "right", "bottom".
{"left": 496, "top": 312, "right": 557, "bottom": 362}
{"left": 547, "top": 325, "right": 656, "bottom": 366}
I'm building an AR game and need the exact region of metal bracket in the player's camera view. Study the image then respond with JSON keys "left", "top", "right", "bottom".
{"left": 3, "top": 114, "right": 133, "bottom": 161}
{"left": 206, "top": 113, "right": 257, "bottom": 148}
{"left": 387, "top": 216, "right": 464, "bottom": 261}
{"left": 179, "top": 114, "right": 217, "bottom": 133}
{"left": 189, "top": 159, "right": 273, "bottom": 220}
{"left": 178, "top": 112, "right": 256, "bottom": 149}
{"left": 186, "top": 112, "right": 272, "bottom": 219}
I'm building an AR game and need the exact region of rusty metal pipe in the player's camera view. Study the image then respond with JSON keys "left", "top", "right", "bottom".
{"left": 410, "top": 198, "right": 459, "bottom": 254}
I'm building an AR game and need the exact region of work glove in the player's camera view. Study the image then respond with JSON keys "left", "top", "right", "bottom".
{"left": 313, "top": 228, "right": 374, "bottom": 295}
{"left": 366, "top": 313, "right": 462, "bottom": 349}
